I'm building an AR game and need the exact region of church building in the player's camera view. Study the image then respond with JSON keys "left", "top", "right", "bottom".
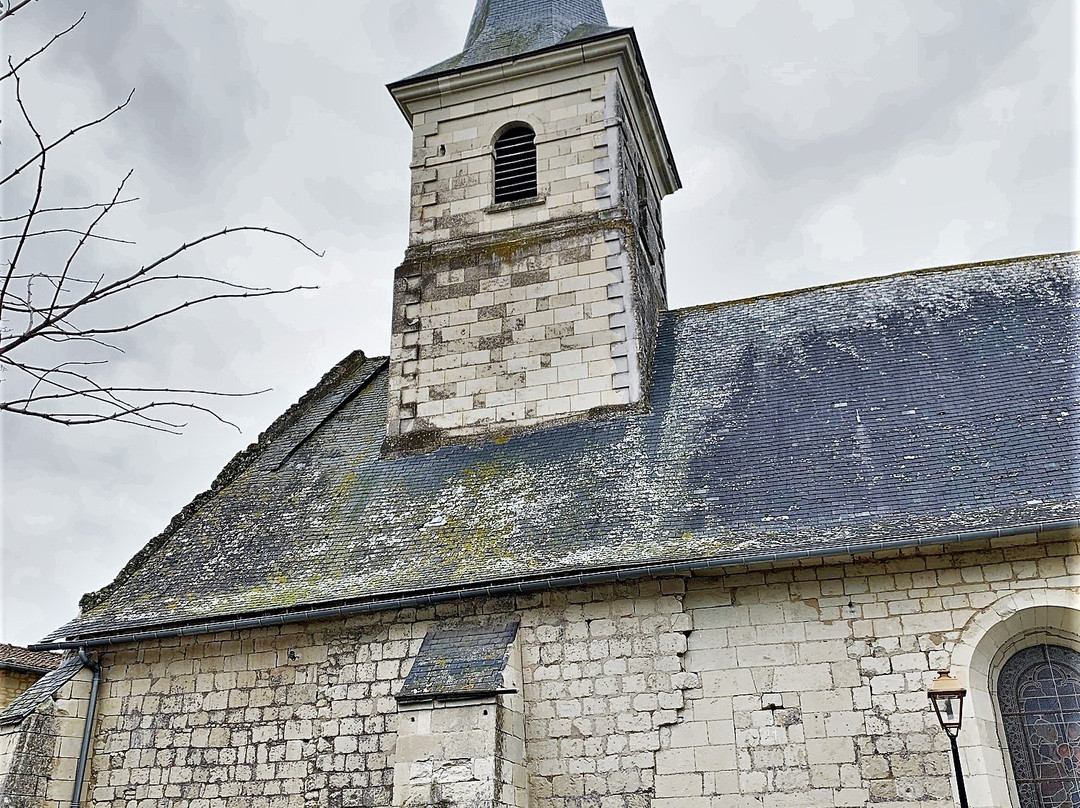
{"left": 2, "top": 1, "right": 1078, "bottom": 807}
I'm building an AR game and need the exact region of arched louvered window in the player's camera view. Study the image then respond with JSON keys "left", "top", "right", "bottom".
{"left": 997, "top": 644, "right": 1080, "bottom": 808}
{"left": 493, "top": 125, "right": 537, "bottom": 203}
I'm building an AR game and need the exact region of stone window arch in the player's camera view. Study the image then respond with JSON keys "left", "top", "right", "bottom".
{"left": 997, "top": 643, "right": 1080, "bottom": 807}
{"left": 492, "top": 124, "right": 537, "bottom": 203}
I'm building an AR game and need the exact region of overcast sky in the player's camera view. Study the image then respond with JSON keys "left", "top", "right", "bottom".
{"left": 1, "top": 0, "right": 1075, "bottom": 646}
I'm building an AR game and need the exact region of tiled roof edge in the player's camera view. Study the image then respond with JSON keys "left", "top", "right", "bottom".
{"left": 671, "top": 250, "right": 1080, "bottom": 317}
{"left": 0, "top": 643, "right": 62, "bottom": 673}
{"left": 77, "top": 350, "right": 377, "bottom": 614}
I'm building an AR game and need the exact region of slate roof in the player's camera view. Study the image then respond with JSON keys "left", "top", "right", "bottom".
{"left": 402, "top": 0, "right": 623, "bottom": 81}
{"left": 43, "top": 252, "right": 1080, "bottom": 644}
{"left": 0, "top": 643, "right": 62, "bottom": 674}
{"left": 0, "top": 655, "right": 83, "bottom": 726}
{"left": 397, "top": 620, "right": 520, "bottom": 703}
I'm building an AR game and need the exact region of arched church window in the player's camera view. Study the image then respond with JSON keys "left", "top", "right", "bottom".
{"left": 493, "top": 125, "right": 537, "bottom": 203}
{"left": 997, "top": 644, "right": 1080, "bottom": 807}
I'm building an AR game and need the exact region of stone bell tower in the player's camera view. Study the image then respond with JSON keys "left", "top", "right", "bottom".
{"left": 384, "top": 0, "right": 680, "bottom": 453}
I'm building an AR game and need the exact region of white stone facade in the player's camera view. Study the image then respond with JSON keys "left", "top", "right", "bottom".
{"left": 71, "top": 527, "right": 1078, "bottom": 808}
{"left": 393, "top": 637, "right": 528, "bottom": 807}
{"left": 385, "top": 37, "right": 675, "bottom": 448}
{"left": 0, "top": 669, "right": 93, "bottom": 807}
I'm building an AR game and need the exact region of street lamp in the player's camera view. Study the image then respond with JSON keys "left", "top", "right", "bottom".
{"left": 928, "top": 670, "right": 969, "bottom": 808}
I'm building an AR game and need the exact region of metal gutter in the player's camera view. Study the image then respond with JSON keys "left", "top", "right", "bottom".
{"left": 70, "top": 648, "right": 101, "bottom": 808}
{"left": 30, "top": 517, "right": 1080, "bottom": 652}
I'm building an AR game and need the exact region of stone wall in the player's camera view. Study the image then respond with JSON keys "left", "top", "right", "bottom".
{"left": 0, "top": 670, "right": 93, "bottom": 808}
{"left": 405, "top": 64, "right": 615, "bottom": 246}
{"left": 0, "top": 670, "right": 41, "bottom": 712}
{"left": 386, "top": 58, "right": 669, "bottom": 446}
{"left": 657, "top": 527, "right": 1080, "bottom": 808}
{"left": 78, "top": 528, "right": 1078, "bottom": 808}
{"left": 386, "top": 215, "right": 643, "bottom": 448}
{"left": 86, "top": 582, "right": 689, "bottom": 808}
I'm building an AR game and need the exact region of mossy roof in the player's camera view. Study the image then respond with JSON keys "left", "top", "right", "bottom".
{"left": 46, "top": 252, "right": 1080, "bottom": 643}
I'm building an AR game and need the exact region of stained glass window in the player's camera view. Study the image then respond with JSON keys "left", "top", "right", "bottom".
{"left": 998, "top": 644, "right": 1080, "bottom": 808}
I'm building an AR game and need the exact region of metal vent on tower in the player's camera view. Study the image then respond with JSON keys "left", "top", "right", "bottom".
{"left": 493, "top": 126, "right": 538, "bottom": 203}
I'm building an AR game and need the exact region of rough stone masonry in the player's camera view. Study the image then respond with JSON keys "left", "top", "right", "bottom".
{"left": 65, "top": 528, "right": 1079, "bottom": 808}
{"left": 385, "top": 41, "right": 670, "bottom": 450}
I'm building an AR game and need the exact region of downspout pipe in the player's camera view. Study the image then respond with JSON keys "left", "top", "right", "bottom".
{"left": 70, "top": 647, "right": 101, "bottom": 808}
{"left": 30, "top": 517, "right": 1080, "bottom": 652}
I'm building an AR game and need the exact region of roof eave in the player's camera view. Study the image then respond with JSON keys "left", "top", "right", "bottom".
{"left": 387, "top": 28, "right": 680, "bottom": 196}
{"left": 0, "top": 661, "right": 56, "bottom": 675}
{"left": 32, "top": 517, "right": 1078, "bottom": 652}
{"left": 387, "top": 26, "right": 631, "bottom": 98}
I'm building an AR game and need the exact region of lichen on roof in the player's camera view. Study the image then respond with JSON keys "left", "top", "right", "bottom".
{"left": 45, "top": 253, "right": 1080, "bottom": 643}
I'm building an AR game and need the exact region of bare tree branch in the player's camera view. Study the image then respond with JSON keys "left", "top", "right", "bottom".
{"left": 0, "top": 88, "right": 134, "bottom": 187}
{"left": 40, "top": 172, "right": 133, "bottom": 331}
{"left": 5, "top": 358, "right": 271, "bottom": 432}
{"left": 0, "top": 0, "right": 39, "bottom": 24}
{"left": 0, "top": 229, "right": 137, "bottom": 245}
{"left": 2, "top": 223, "right": 320, "bottom": 357}
{"left": 0, "top": 11, "right": 82, "bottom": 82}
{"left": 0, "top": 197, "right": 139, "bottom": 223}
{"left": 0, "top": 8, "right": 322, "bottom": 432}
{"left": 1, "top": 58, "right": 47, "bottom": 315}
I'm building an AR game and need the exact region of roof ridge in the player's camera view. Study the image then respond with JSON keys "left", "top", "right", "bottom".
{"left": 669, "top": 250, "right": 1080, "bottom": 317}
{"left": 77, "top": 350, "right": 377, "bottom": 615}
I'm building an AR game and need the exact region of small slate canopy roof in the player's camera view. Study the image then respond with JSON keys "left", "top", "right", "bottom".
{"left": 0, "top": 643, "right": 62, "bottom": 674}
{"left": 0, "top": 656, "right": 83, "bottom": 726}
{"left": 403, "top": 0, "right": 623, "bottom": 81}
{"left": 397, "top": 620, "right": 520, "bottom": 703}
{"left": 41, "top": 253, "right": 1080, "bottom": 645}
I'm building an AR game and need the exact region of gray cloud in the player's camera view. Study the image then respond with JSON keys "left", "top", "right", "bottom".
{"left": 21, "top": 0, "right": 261, "bottom": 190}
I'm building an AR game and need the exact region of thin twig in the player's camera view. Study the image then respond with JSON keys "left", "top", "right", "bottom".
{"left": 0, "top": 197, "right": 139, "bottom": 223}
{"left": 0, "top": 88, "right": 135, "bottom": 187}
{"left": 0, "top": 12, "right": 84, "bottom": 82}
{"left": 1, "top": 226, "right": 320, "bottom": 356}
{"left": 0, "top": 0, "right": 40, "bottom": 24}
{"left": 46, "top": 285, "right": 314, "bottom": 337}
{"left": 46, "top": 170, "right": 133, "bottom": 324}
{"left": 1, "top": 61, "right": 47, "bottom": 316}
{"left": 0, "top": 229, "right": 136, "bottom": 245}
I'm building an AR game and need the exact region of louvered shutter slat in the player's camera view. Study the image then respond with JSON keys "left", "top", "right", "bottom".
{"left": 493, "top": 126, "right": 537, "bottom": 203}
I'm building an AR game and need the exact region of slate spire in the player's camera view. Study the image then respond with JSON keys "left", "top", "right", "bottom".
{"left": 464, "top": 0, "right": 609, "bottom": 50}
{"left": 406, "top": 0, "right": 619, "bottom": 80}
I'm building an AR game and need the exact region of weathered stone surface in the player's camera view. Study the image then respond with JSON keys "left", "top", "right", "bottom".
{"left": 0, "top": 670, "right": 93, "bottom": 808}
{"left": 386, "top": 49, "right": 669, "bottom": 446}
{"left": 70, "top": 532, "right": 1080, "bottom": 808}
